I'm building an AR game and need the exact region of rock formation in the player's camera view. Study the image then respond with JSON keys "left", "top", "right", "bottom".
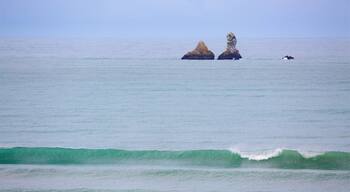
{"left": 218, "top": 32, "right": 242, "bottom": 60}
{"left": 181, "top": 41, "right": 215, "bottom": 60}
{"left": 282, "top": 55, "right": 294, "bottom": 60}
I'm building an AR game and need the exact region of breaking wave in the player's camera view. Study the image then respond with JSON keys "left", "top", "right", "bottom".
{"left": 0, "top": 147, "right": 349, "bottom": 170}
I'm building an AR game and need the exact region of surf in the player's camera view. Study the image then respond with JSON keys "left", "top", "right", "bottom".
{"left": 0, "top": 147, "right": 349, "bottom": 170}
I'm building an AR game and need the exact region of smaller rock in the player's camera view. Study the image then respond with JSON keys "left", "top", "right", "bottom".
{"left": 282, "top": 55, "right": 294, "bottom": 60}
{"left": 181, "top": 41, "right": 215, "bottom": 60}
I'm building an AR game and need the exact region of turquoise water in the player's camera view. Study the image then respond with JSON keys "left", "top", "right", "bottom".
{"left": 0, "top": 38, "right": 350, "bottom": 191}
{"left": 1, "top": 147, "right": 350, "bottom": 170}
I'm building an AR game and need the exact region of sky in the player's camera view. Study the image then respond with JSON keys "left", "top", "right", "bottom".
{"left": 0, "top": 0, "right": 349, "bottom": 39}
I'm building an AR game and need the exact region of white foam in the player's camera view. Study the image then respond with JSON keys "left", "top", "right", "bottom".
{"left": 229, "top": 147, "right": 326, "bottom": 160}
{"left": 299, "top": 151, "right": 324, "bottom": 158}
{"left": 229, "top": 148, "right": 284, "bottom": 161}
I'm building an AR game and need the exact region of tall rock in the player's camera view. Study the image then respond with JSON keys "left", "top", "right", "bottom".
{"left": 218, "top": 32, "right": 242, "bottom": 60}
{"left": 181, "top": 41, "right": 215, "bottom": 60}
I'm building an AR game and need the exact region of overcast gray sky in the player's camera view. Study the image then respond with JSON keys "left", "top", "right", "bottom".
{"left": 0, "top": 0, "right": 349, "bottom": 38}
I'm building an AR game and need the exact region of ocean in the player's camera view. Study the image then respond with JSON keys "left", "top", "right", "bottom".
{"left": 0, "top": 38, "right": 349, "bottom": 192}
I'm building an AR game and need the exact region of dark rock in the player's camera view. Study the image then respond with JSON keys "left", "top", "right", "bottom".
{"left": 181, "top": 41, "right": 215, "bottom": 60}
{"left": 218, "top": 32, "right": 242, "bottom": 60}
{"left": 282, "top": 55, "right": 294, "bottom": 60}
{"left": 218, "top": 50, "right": 242, "bottom": 60}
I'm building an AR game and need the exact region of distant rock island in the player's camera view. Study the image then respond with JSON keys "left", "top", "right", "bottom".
{"left": 181, "top": 41, "right": 215, "bottom": 60}
{"left": 282, "top": 55, "right": 294, "bottom": 60}
{"left": 218, "top": 32, "right": 242, "bottom": 60}
{"left": 181, "top": 32, "right": 242, "bottom": 60}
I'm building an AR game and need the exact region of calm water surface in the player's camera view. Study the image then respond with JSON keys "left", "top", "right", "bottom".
{"left": 0, "top": 38, "right": 349, "bottom": 192}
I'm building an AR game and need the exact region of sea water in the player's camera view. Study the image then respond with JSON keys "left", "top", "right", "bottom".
{"left": 0, "top": 38, "right": 349, "bottom": 191}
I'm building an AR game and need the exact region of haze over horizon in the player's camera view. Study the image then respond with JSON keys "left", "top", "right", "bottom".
{"left": 0, "top": 0, "right": 349, "bottom": 39}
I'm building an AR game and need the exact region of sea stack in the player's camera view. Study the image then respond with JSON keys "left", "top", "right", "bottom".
{"left": 218, "top": 32, "right": 242, "bottom": 60}
{"left": 181, "top": 41, "right": 215, "bottom": 60}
